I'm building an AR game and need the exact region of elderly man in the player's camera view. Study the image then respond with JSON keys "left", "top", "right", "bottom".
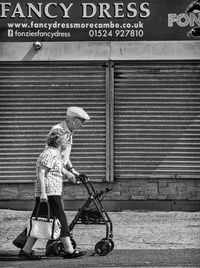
{"left": 49, "top": 106, "right": 90, "bottom": 183}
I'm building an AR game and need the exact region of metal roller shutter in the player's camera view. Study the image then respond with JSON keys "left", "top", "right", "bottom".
{"left": 0, "top": 62, "right": 107, "bottom": 182}
{"left": 114, "top": 61, "right": 200, "bottom": 179}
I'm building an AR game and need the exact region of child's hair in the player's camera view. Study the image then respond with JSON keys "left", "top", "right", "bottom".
{"left": 47, "top": 128, "right": 65, "bottom": 148}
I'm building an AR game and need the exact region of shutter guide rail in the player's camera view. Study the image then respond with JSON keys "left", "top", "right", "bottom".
{"left": 106, "top": 61, "right": 114, "bottom": 182}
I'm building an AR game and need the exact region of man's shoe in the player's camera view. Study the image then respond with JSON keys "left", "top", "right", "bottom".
{"left": 18, "top": 249, "right": 42, "bottom": 260}
{"left": 63, "top": 250, "right": 86, "bottom": 259}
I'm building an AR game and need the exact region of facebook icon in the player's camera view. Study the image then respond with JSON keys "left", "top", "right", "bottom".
{"left": 8, "top": 29, "right": 13, "bottom": 37}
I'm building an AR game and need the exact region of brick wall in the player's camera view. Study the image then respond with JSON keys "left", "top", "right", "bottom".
{"left": 0, "top": 179, "right": 200, "bottom": 201}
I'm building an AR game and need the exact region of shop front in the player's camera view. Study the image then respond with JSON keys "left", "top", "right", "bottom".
{"left": 0, "top": 0, "right": 200, "bottom": 210}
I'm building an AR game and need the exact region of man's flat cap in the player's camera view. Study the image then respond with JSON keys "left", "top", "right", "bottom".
{"left": 67, "top": 106, "right": 90, "bottom": 120}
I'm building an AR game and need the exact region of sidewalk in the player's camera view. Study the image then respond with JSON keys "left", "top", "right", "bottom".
{"left": 0, "top": 209, "right": 200, "bottom": 267}
{"left": 0, "top": 210, "right": 200, "bottom": 268}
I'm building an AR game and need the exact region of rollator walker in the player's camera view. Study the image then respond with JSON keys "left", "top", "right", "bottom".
{"left": 46, "top": 174, "right": 114, "bottom": 256}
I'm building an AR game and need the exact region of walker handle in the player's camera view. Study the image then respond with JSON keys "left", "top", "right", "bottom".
{"left": 77, "top": 173, "right": 88, "bottom": 183}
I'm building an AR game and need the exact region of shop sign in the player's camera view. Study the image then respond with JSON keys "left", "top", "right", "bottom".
{"left": 0, "top": 0, "right": 200, "bottom": 41}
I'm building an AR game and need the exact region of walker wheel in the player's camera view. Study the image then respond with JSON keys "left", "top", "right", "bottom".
{"left": 54, "top": 238, "right": 76, "bottom": 256}
{"left": 95, "top": 240, "right": 111, "bottom": 256}
{"left": 55, "top": 241, "right": 65, "bottom": 256}
{"left": 101, "top": 238, "right": 114, "bottom": 252}
{"left": 46, "top": 240, "right": 58, "bottom": 256}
